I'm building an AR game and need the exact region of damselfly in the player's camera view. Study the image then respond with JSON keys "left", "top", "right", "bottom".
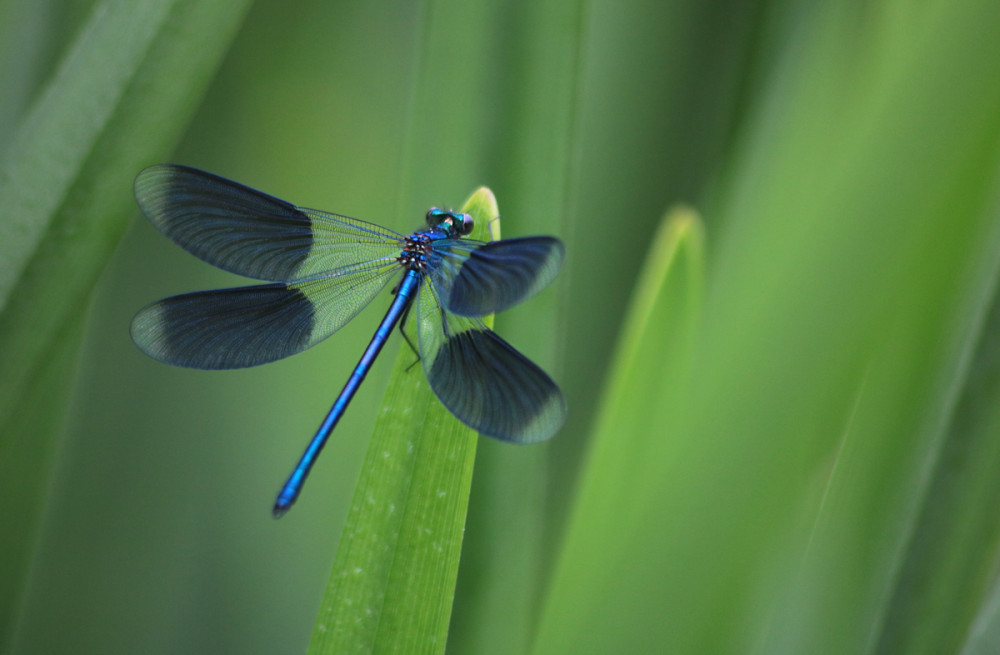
{"left": 130, "top": 165, "right": 566, "bottom": 516}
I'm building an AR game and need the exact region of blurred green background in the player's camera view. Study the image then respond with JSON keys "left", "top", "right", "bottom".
{"left": 4, "top": 0, "right": 1000, "bottom": 653}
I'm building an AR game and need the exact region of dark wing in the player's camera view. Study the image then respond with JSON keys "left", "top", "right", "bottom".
{"left": 415, "top": 282, "right": 565, "bottom": 442}
{"left": 134, "top": 164, "right": 404, "bottom": 281}
{"left": 425, "top": 236, "right": 565, "bottom": 317}
{"left": 131, "top": 261, "right": 399, "bottom": 369}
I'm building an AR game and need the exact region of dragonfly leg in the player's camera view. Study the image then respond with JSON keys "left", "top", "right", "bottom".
{"left": 486, "top": 215, "right": 501, "bottom": 240}
{"left": 397, "top": 300, "right": 421, "bottom": 371}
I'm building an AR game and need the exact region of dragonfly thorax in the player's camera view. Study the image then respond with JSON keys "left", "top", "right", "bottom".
{"left": 398, "top": 233, "right": 433, "bottom": 271}
{"left": 398, "top": 208, "right": 473, "bottom": 271}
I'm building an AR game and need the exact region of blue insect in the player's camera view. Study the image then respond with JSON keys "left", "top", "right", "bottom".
{"left": 131, "top": 165, "right": 566, "bottom": 516}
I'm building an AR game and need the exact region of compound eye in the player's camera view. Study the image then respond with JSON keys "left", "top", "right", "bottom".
{"left": 457, "top": 212, "right": 474, "bottom": 236}
{"left": 425, "top": 207, "right": 443, "bottom": 227}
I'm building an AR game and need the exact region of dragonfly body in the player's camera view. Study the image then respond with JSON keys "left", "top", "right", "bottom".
{"left": 131, "top": 165, "right": 565, "bottom": 516}
{"left": 273, "top": 269, "right": 421, "bottom": 514}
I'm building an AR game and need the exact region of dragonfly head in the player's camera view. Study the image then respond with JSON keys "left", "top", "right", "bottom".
{"left": 426, "top": 207, "right": 474, "bottom": 237}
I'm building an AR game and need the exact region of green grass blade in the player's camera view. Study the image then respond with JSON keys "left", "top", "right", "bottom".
{"left": 0, "top": 305, "right": 87, "bottom": 653}
{"left": 0, "top": 0, "right": 252, "bottom": 650}
{"left": 963, "top": 573, "right": 1000, "bottom": 655}
{"left": 741, "top": 3, "right": 1000, "bottom": 652}
{"left": 532, "top": 205, "right": 703, "bottom": 655}
{"left": 307, "top": 188, "right": 499, "bottom": 655}
{"left": 873, "top": 185, "right": 1000, "bottom": 654}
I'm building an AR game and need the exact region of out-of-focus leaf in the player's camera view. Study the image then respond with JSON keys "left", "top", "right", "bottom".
{"left": 0, "top": 1, "right": 252, "bottom": 650}
{"left": 533, "top": 206, "right": 703, "bottom": 654}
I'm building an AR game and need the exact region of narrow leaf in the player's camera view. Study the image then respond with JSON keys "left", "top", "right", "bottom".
{"left": 308, "top": 188, "right": 499, "bottom": 655}
{"left": 532, "top": 206, "right": 703, "bottom": 654}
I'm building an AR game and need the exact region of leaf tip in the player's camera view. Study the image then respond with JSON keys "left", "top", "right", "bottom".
{"left": 461, "top": 187, "right": 500, "bottom": 242}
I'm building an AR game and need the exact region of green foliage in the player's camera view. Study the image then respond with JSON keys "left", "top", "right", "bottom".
{"left": 534, "top": 205, "right": 704, "bottom": 652}
{"left": 537, "top": 2, "right": 1000, "bottom": 653}
{"left": 0, "top": 1, "right": 251, "bottom": 650}
{"left": 5, "top": 0, "right": 1000, "bottom": 654}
